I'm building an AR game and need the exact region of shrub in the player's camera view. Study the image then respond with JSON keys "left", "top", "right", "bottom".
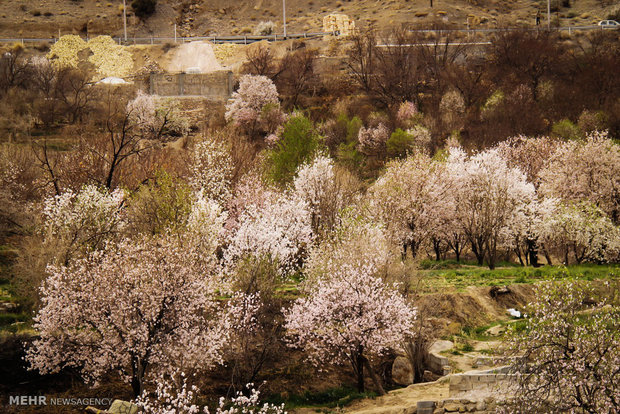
{"left": 551, "top": 118, "right": 582, "bottom": 141}
{"left": 254, "top": 20, "right": 275, "bottom": 36}
{"left": 267, "top": 114, "right": 323, "bottom": 185}
{"left": 131, "top": 0, "right": 157, "bottom": 18}
{"left": 386, "top": 128, "right": 415, "bottom": 159}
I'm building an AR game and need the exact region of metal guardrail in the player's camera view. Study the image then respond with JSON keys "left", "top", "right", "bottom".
{"left": 0, "top": 32, "right": 335, "bottom": 45}
{"left": 0, "top": 25, "right": 613, "bottom": 45}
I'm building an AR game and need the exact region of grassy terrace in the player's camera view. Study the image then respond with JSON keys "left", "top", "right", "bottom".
{"left": 415, "top": 261, "right": 619, "bottom": 293}
{"left": 275, "top": 262, "right": 620, "bottom": 297}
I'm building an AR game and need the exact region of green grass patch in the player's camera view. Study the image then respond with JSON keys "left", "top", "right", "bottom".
{"left": 266, "top": 386, "right": 376, "bottom": 409}
{"left": 420, "top": 263, "right": 618, "bottom": 292}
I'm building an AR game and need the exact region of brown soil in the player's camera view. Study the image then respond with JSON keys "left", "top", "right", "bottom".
{"left": 0, "top": 0, "right": 616, "bottom": 39}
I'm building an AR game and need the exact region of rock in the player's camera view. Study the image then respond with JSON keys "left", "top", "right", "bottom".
{"left": 392, "top": 356, "right": 414, "bottom": 385}
{"left": 489, "top": 285, "right": 511, "bottom": 298}
{"left": 476, "top": 401, "right": 487, "bottom": 411}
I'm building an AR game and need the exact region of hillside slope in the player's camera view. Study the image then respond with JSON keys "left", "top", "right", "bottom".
{"left": 0, "top": 0, "right": 618, "bottom": 39}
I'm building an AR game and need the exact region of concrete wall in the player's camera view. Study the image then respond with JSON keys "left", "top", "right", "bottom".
{"left": 427, "top": 352, "right": 451, "bottom": 376}
{"left": 149, "top": 71, "right": 233, "bottom": 100}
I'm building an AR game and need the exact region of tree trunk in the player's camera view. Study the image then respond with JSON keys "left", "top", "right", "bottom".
{"left": 432, "top": 238, "right": 442, "bottom": 261}
{"left": 542, "top": 243, "right": 552, "bottom": 265}
{"left": 356, "top": 349, "right": 365, "bottom": 393}
{"left": 362, "top": 357, "right": 386, "bottom": 396}
{"left": 527, "top": 237, "right": 539, "bottom": 267}
{"left": 471, "top": 240, "right": 485, "bottom": 265}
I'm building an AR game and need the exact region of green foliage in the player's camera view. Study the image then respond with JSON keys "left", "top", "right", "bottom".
{"left": 131, "top": 0, "right": 157, "bottom": 18}
{"left": 386, "top": 128, "right": 415, "bottom": 159}
{"left": 267, "top": 115, "right": 323, "bottom": 185}
{"left": 552, "top": 118, "right": 582, "bottom": 141}
{"left": 128, "top": 170, "right": 193, "bottom": 234}
{"left": 335, "top": 115, "right": 364, "bottom": 169}
{"left": 267, "top": 386, "right": 376, "bottom": 409}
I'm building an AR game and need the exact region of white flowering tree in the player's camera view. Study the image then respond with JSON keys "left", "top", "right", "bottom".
{"left": 285, "top": 262, "right": 416, "bottom": 395}
{"left": 505, "top": 281, "right": 620, "bottom": 413}
{"left": 368, "top": 153, "right": 451, "bottom": 259}
{"left": 357, "top": 123, "right": 390, "bottom": 156}
{"left": 126, "top": 91, "right": 190, "bottom": 139}
{"left": 305, "top": 210, "right": 391, "bottom": 284}
{"left": 292, "top": 155, "right": 357, "bottom": 239}
{"left": 539, "top": 131, "right": 620, "bottom": 224}
{"left": 447, "top": 148, "right": 536, "bottom": 269}
{"left": 27, "top": 227, "right": 230, "bottom": 398}
{"left": 225, "top": 188, "right": 313, "bottom": 274}
{"left": 42, "top": 184, "right": 125, "bottom": 264}
{"left": 540, "top": 201, "right": 620, "bottom": 264}
{"left": 190, "top": 136, "right": 234, "bottom": 204}
{"left": 494, "top": 135, "right": 559, "bottom": 189}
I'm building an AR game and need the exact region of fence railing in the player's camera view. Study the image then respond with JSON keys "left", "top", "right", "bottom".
{"left": 0, "top": 31, "right": 335, "bottom": 45}
{"left": 0, "top": 24, "right": 613, "bottom": 45}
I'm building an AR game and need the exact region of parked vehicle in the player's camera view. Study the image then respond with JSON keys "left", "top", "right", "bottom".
{"left": 598, "top": 20, "right": 620, "bottom": 29}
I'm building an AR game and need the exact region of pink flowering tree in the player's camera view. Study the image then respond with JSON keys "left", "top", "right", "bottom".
{"left": 539, "top": 131, "right": 620, "bottom": 224}
{"left": 27, "top": 232, "right": 230, "bottom": 398}
{"left": 504, "top": 281, "right": 620, "bottom": 413}
{"left": 285, "top": 261, "right": 416, "bottom": 395}
{"left": 225, "top": 75, "right": 285, "bottom": 140}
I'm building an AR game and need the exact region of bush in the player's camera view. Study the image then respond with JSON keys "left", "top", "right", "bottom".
{"left": 254, "top": 21, "right": 275, "bottom": 36}
{"left": 267, "top": 115, "right": 323, "bottom": 185}
{"left": 386, "top": 128, "right": 415, "bottom": 159}
{"left": 131, "top": 0, "right": 157, "bottom": 18}
{"left": 551, "top": 118, "right": 582, "bottom": 141}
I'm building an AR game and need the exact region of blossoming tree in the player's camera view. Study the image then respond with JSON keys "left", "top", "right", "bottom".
{"left": 285, "top": 261, "right": 416, "bottom": 394}
{"left": 225, "top": 75, "right": 285, "bottom": 140}
{"left": 539, "top": 131, "right": 620, "bottom": 224}
{"left": 505, "top": 281, "right": 619, "bottom": 413}
{"left": 27, "top": 230, "right": 229, "bottom": 398}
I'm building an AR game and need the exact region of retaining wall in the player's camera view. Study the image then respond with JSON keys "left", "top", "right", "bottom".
{"left": 149, "top": 71, "right": 234, "bottom": 100}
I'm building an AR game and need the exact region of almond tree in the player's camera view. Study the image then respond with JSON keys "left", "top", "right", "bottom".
{"left": 539, "top": 131, "right": 620, "bottom": 224}
{"left": 285, "top": 261, "right": 416, "bottom": 395}
{"left": 540, "top": 201, "right": 620, "bottom": 265}
{"left": 447, "top": 148, "right": 535, "bottom": 269}
{"left": 292, "top": 155, "right": 358, "bottom": 240}
{"left": 225, "top": 74, "right": 285, "bottom": 140}
{"left": 27, "top": 228, "right": 230, "bottom": 398}
{"left": 225, "top": 187, "right": 313, "bottom": 274}
{"left": 505, "top": 281, "right": 620, "bottom": 413}
{"left": 42, "top": 184, "right": 126, "bottom": 264}
{"left": 368, "top": 154, "right": 451, "bottom": 259}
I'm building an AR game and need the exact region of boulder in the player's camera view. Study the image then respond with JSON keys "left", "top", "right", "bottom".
{"left": 392, "top": 356, "right": 414, "bottom": 385}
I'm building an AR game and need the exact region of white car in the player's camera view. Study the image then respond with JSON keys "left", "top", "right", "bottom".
{"left": 598, "top": 20, "right": 620, "bottom": 29}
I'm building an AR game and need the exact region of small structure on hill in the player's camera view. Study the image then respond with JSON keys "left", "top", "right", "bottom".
{"left": 323, "top": 13, "right": 355, "bottom": 36}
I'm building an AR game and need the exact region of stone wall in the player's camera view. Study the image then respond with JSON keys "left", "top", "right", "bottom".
{"left": 448, "top": 372, "right": 510, "bottom": 395}
{"left": 416, "top": 397, "right": 508, "bottom": 414}
{"left": 149, "top": 71, "right": 234, "bottom": 100}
